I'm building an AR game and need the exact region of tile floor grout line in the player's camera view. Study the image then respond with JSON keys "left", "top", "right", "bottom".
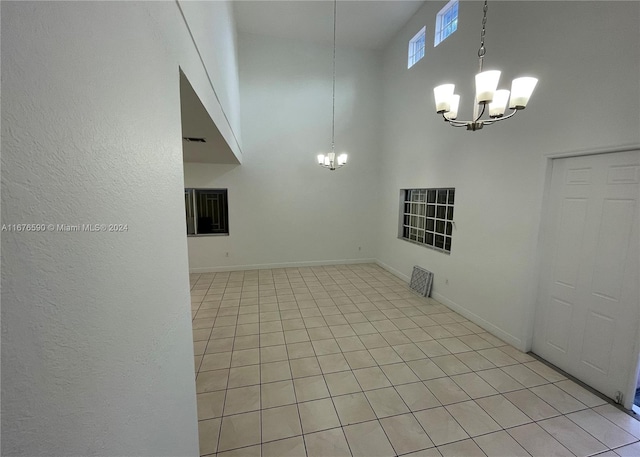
{"left": 284, "top": 317, "right": 309, "bottom": 457}
{"left": 319, "top": 265, "right": 443, "bottom": 456}
{"left": 192, "top": 264, "right": 640, "bottom": 457}
{"left": 211, "top": 274, "right": 235, "bottom": 456}
{"left": 257, "top": 273, "right": 264, "bottom": 456}
{"left": 299, "top": 265, "right": 378, "bottom": 455}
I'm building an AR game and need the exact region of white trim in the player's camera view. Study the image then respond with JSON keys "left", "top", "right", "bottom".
{"left": 189, "top": 258, "right": 376, "bottom": 274}
{"left": 543, "top": 143, "right": 640, "bottom": 159}
{"left": 375, "top": 259, "right": 411, "bottom": 282}
{"left": 522, "top": 156, "right": 555, "bottom": 351}
{"left": 432, "top": 292, "right": 524, "bottom": 351}
{"left": 407, "top": 26, "right": 426, "bottom": 69}
{"left": 434, "top": 0, "right": 458, "bottom": 47}
{"left": 375, "top": 260, "right": 524, "bottom": 350}
{"left": 624, "top": 333, "right": 640, "bottom": 410}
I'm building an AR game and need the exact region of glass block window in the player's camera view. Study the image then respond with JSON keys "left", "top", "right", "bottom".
{"left": 407, "top": 26, "right": 426, "bottom": 68}
{"left": 434, "top": 0, "right": 458, "bottom": 47}
{"left": 401, "top": 188, "right": 455, "bottom": 253}
{"left": 185, "top": 188, "right": 229, "bottom": 236}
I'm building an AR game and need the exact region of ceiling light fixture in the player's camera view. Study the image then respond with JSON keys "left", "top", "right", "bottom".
{"left": 433, "top": 0, "right": 538, "bottom": 131}
{"left": 317, "top": 0, "right": 348, "bottom": 170}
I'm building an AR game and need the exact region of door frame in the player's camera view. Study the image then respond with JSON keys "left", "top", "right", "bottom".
{"left": 526, "top": 143, "right": 640, "bottom": 410}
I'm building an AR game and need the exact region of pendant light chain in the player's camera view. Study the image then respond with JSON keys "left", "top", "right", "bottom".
{"left": 477, "top": 0, "right": 488, "bottom": 72}
{"left": 331, "top": 0, "right": 337, "bottom": 154}
{"left": 316, "top": 0, "right": 348, "bottom": 169}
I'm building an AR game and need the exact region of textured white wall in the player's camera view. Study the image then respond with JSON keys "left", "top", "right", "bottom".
{"left": 0, "top": 1, "right": 241, "bottom": 455}
{"left": 184, "top": 33, "right": 382, "bottom": 272}
{"left": 376, "top": 1, "right": 640, "bottom": 349}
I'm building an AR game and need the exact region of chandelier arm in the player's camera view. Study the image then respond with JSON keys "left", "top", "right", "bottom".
{"left": 319, "top": 162, "right": 345, "bottom": 171}
{"left": 474, "top": 103, "right": 486, "bottom": 123}
{"left": 442, "top": 113, "right": 465, "bottom": 125}
{"left": 482, "top": 108, "right": 519, "bottom": 125}
{"left": 444, "top": 115, "right": 479, "bottom": 127}
{"left": 443, "top": 117, "right": 468, "bottom": 127}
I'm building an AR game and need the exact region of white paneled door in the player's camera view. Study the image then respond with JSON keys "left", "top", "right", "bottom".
{"left": 533, "top": 151, "right": 640, "bottom": 408}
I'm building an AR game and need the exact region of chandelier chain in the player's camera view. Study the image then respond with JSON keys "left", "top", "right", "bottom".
{"left": 331, "top": 0, "right": 337, "bottom": 153}
{"left": 315, "top": 0, "right": 347, "bottom": 170}
{"left": 477, "top": 0, "right": 488, "bottom": 70}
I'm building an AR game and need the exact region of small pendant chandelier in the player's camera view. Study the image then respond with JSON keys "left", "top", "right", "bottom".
{"left": 433, "top": 1, "right": 538, "bottom": 131}
{"left": 317, "top": 0, "right": 348, "bottom": 170}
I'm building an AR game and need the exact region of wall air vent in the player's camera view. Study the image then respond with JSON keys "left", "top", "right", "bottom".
{"left": 183, "top": 137, "right": 207, "bottom": 143}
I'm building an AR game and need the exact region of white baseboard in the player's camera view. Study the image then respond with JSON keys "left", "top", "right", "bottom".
{"left": 432, "top": 291, "right": 524, "bottom": 350}
{"left": 374, "top": 259, "right": 410, "bottom": 282}
{"left": 375, "top": 259, "right": 524, "bottom": 351}
{"left": 189, "top": 258, "right": 377, "bottom": 274}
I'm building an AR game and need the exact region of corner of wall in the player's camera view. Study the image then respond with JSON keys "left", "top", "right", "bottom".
{"left": 176, "top": 0, "right": 243, "bottom": 162}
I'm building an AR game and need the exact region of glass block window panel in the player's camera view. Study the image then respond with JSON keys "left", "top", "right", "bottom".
{"left": 185, "top": 190, "right": 195, "bottom": 235}
{"left": 185, "top": 188, "right": 229, "bottom": 236}
{"left": 400, "top": 188, "right": 455, "bottom": 254}
{"left": 434, "top": 0, "right": 458, "bottom": 47}
{"left": 408, "top": 26, "right": 426, "bottom": 68}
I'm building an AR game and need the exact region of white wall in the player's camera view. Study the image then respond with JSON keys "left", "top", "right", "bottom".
{"left": 377, "top": 1, "right": 640, "bottom": 350}
{"left": 184, "top": 33, "right": 382, "bottom": 272}
{"left": 177, "top": 1, "right": 243, "bottom": 161}
{"left": 0, "top": 1, "right": 241, "bottom": 455}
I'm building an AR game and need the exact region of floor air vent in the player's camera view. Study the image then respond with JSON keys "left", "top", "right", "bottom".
{"left": 409, "top": 266, "right": 433, "bottom": 297}
{"left": 182, "top": 137, "right": 207, "bottom": 143}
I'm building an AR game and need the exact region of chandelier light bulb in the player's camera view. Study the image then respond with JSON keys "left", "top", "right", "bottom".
{"left": 509, "top": 77, "right": 538, "bottom": 109}
{"left": 434, "top": 84, "right": 455, "bottom": 113}
{"left": 317, "top": 154, "right": 325, "bottom": 164}
{"left": 475, "top": 70, "right": 501, "bottom": 104}
{"left": 489, "top": 89, "right": 510, "bottom": 117}
{"left": 444, "top": 94, "right": 460, "bottom": 120}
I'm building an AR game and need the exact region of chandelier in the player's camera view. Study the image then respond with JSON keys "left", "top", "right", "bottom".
{"left": 317, "top": 0, "right": 348, "bottom": 170}
{"left": 433, "top": 1, "right": 538, "bottom": 131}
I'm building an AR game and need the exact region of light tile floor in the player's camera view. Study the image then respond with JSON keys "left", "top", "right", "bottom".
{"left": 191, "top": 264, "right": 640, "bottom": 457}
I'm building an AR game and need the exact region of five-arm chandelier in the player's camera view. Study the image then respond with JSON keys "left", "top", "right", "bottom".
{"left": 317, "top": 0, "right": 348, "bottom": 170}
{"left": 433, "top": 0, "right": 538, "bottom": 131}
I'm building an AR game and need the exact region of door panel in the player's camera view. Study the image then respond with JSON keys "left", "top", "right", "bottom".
{"left": 580, "top": 311, "right": 614, "bottom": 374}
{"left": 553, "top": 198, "right": 588, "bottom": 287}
{"left": 533, "top": 151, "right": 639, "bottom": 406}
{"left": 545, "top": 298, "right": 572, "bottom": 353}
{"left": 591, "top": 199, "right": 634, "bottom": 300}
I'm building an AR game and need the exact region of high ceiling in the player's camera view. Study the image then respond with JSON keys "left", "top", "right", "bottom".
{"left": 233, "top": 1, "right": 426, "bottom": 50}
{"left": 181, "top": 1, "right": 427, "bottom": 164}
